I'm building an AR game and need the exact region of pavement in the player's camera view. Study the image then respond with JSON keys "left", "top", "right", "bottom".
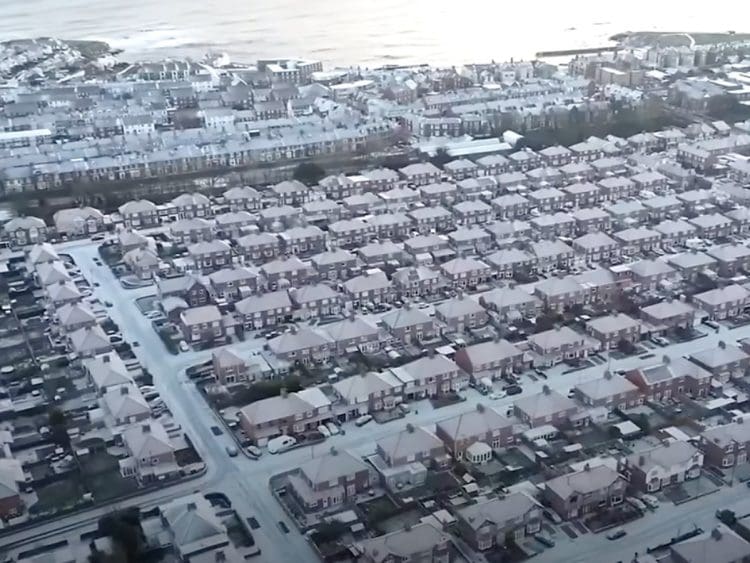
{"left": 7, "top": 237, "right": 750, "bottom": 561}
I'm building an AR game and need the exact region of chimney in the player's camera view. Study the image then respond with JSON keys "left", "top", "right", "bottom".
{"left": 711, "top": 527, "right": 723, "bottom": 540}
{"left": 103, "top": 354, "right": 110, "bottom": 364}
{"left": 280, "top": 387, "right": 288, "bottom": 398}
{"left": 186, "top": 501, "right": 197, "bottom": 511}
{"left": 583, "top": 463, "right": 591, "bottom": 472}
{"left": 142, "top": 424, "right": 151, "bottom": 434}
{"left": 215, "top": 551, "right": 226, "bottom": 563}
{"left": 120, "top": 386, "right": 129, "bottom": 395}
{"left": 638, "top": 455, "right": 645, "bottom": 466}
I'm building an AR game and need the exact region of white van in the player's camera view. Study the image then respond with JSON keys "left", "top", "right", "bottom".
{"left": 267, "top": 435, "right": 296, "bottom": 454}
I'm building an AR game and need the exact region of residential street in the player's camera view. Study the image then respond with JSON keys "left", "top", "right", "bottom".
{"left": 7, "top": 238, "right": 750, "bottom": 561}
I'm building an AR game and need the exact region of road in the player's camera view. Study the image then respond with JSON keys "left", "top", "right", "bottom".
{"left": 8, "top": 238, "right": 750, "bottom": 560}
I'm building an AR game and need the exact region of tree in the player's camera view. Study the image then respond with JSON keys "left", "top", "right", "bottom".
{"left": 311, "top": 520, "right": 348, "bottom": 544}
{"left": 48, "top": 407, "right": 70, "bottom": 449}
{"left": 293, "top": 162, "right": 326, "bottom": 185}
{"left": 429, "top": 148, "right": 452, "bottom": 168}
{"left": 96, "top": 508, "right": 145, "bottom": 563}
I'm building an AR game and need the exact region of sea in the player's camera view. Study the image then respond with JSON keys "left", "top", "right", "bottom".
{"left": 1, "top": 0, "right": 745, "bottom": 68}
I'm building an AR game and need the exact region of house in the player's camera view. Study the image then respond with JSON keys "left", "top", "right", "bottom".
{"left": 365, "top": 212, "right": 413, "bottom": 241}
{"left": 390, "top": 354, "right": 466, "bottom": 399}
{"left": 323, "top": 316, "right": 381, "bottom": 355}
{"left": 68, "top": 325, "right": 112, "bottom": 357}
{"left": 56, "top": 302, "right": 98, "bottom": 332}
{"left": 619, "top": 441, "right": 703, "bottom": 493}
{"left": 485, "top": 220, "right": 532, "bottom": 245}
{"left": 573, "top": 372, "right": 642, "bottom": 409}
{"left": 530, "top": 212, "right": 576, "bottom": 238}
{"left": 407, "top": 205, "right": 455, "bottom": 234}
{"left": 103, "top": 384, "right": 150, "bottom": 427}
{"left": 444, "top": 158, "right": 479, "bottom": 180}
{"left": 332, "top": 371, "right": 403, "bottom": 418}
{"left": 208, "top": 266, "right": 258, "bottom": 302}
{"left": 688, "top": 213, "right": 733, "bottom": 240}
{"left": 693, "top": 284, "right": 750, "bottom": 320}
{"left": 123, "top": 247, "right": 160, "bottom": 279}
{"left": 289, "top": 284, "right": 343, "bottom": 320}
{"left": 613, "top": 227, "right": 662, "bottom": 256}
{"left": 160, "top": 494, "right": 239, "bottom": 562}
{"left": 477, "top": 153, "right": 510, "bottom": 175}
{"left": 572, "top": 208, "right": 612, "bottom": 235}
{"left": 456, "top": 493, "right": 542, "bottom": 551}
{"left": 302, "top": 199, "right": 343, "bottom": 224}
{"left": 235, "top": 290, "right": 293, "bottom": 329}
{"left": 358, "top": 240, "right": 406, "bottom": 267}
{"left": 654, "top": 219, "right": 698, "bottom": 247}
{"left": 543, "top": 465, "right": 626, "bottom": 520}
{"left": 119, "top": 422, "right": 177, "bottom": 484}
{"left": 454, "top": 339, "right": 525, "bottom": 381}
{"left": 668, "top": 524, "right": 750, "bottom": 563}
{"left": 632, "top": 170, "right": 668, "bottom": 194}
{"left": 239, "top": 388, "right": 333, "bottom": 444}
{"left": 236, "top": 232, "right": 283, "bottom": 263}
{"left": 640, "top": 301, "right": 695, "bottom": 332}
{"left": 513, "top": 387, "right": 580, "bottom": 428}
{"left": 485, "top": 248, "right": 536, "bottom": 279}
{"left": 35, "top": 260, "right": 71, "bottom": 286}
{"left": 278, "top": 225, "right": 326, "bottom": 257}
{"left": 399, "top": 162, "right": 442, "bottom": 185}
{"left": 707, "top": 244, "right": 750, "bottom": 277}
{"left": 343, "top": 192, "right": 385, "bottom": 216}
{"left": 117, "top": 229, "right": 152, "bottom": 253}
{"left": 355, "top": 523, "right": 451, "bottom": 563}
{"left": 53, "top": 206, "right": 105, "bottom": 236}
{"left": 258, "top": 205, "right": 301, "bottom": 230}
{"left": 179, "top": 304, "right": 224, "bottom": 344}
{"left": 270, "top": 179, "right": 310, "bottom": 206}
{"left": 452, "top": 200, "right": 493, "bottom": 226}
{"left": 418, "top": 183, "right": 458, "bottom": 207}
{"left": 604, "top": 200, "right": 647, "bottom": 228}
{"left": 626, "top": 357, "right": 713, "bottom": 400}
{"left": 529, "top": 239, "right": 575, "bottom": 273}
{"left": 527, "top": 326, "right": 600, "bottom": 367}
{"left": 642, "top": 195, "right": 681, "bottom": 221}
{"left": 381, "top": 306, "right": 435, "bottom": 343}
{"left": 434, "top": 295, "right": 488, "bottom": 332}
{"left": 376, "top": 425, "right": 448, "bottom": 469}
{"left": 689, "top": 342, "right": 750, "bottom": 383}
{"left": 479, "top": 286, "right": 542, "bottom": 321}
{"left": 448, "top": 226, "right": 493, "bottom": 253}
{"left": 2, "top": 215, "right": 47, "bottom": 247}
{"left": 328, "top": 218, "right": 375, "bottom": 248}
{"left": 260, "top": 256, "right": 316, "bottom": 290}
{"left": 187, "top": 240, "right": 232, "bottom": 273}
{"left": 628, "top": 259, "right": 678, "bottom": 292}
{"left": 311, "top": 249, "right": 357, "bottom": 281}
{"left": 700, "top": 421, "right": 750, "bottom": 469}
{"left": 404, "top": 234, "right": 450, "bottom": 258}
{"left": 491, "top": 193, "right": 530, "bottom": 220}
{"left": 83, "top": 352, "right": 134, "bottom": 393}
{"left": 436, "top": 405, "right": 514, "bottom": 460}
{"left": 343, "top": 268, "right": 393, "bottom": 306}
{"left": 527, "top": 187, "right": 566, "bottom": 213}
{"left": 585, "top": 313, "right": 641, "bottom": 350}
{"left": 213, "top": 211, "right": 255, "bottom": 237}
{"left": 223, "top": 186, "right": 262, "bottom": 211}
{"left": 534, "top": 276, "right": 588, "bottom": 313}
{"left": 47, "top": 280, "right": 83, "bottom": 306}
{"left": 392, "top": 266, "right": 443, "bottom": 299}
{"left": 598, "top": 177, "right": 636, "bottom": 201}
{"left": 0, "top": 463, "right": 22, "bottom": 519}
{"left": 157, "top": 274, "right": 210, "bottom": 308}
{"left": 572, "top": 232, "right": 620, "bottom": 262}
{"left": 212, "top": 347, "right": 252, "bottom": 385}
{"left": 667, "top": 251, "right": 718, "bottom": 281}
{"left": 171, "top": 192, "right": 212, "bottom": 218}
{"left": 287, "top": 450, "right": 372, "bottom": 513}
{"left": 563, "top": 182, "right": 600, "bottom": 208}
{"left": 267, "top": 327, "right": 333, "bottom": 364}
{"left": 170, "top": 218, "right": 214, "bottom": 244}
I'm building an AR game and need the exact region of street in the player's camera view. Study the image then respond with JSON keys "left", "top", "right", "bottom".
{"left": 7, "top": 237, "right": 750, "bottom": 562}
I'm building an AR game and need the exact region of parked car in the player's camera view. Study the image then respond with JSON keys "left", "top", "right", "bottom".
{"left": 267, "top": 435, "right": 296, "bottom": 454}
{"left": 179, "top": 340, "right": 190, "bottom": 352}
{"left": 355, "top": 414, "right": 373, "bottom": 427}
{"left": 639, "top": 494, "right": 659, "bottom": 509}
{"left": 504, "top": 384, "right": 522, "bottom": 395}
{"left": 606, "top": 528, "right": 627, "bottom": 540}
{"left": 489, "top": 391, "right": 506, "bottom": 400}
{"left": 536, "top": 533, "right": 555, "bottom": 547}
{"left": 246, "top": 445, "right": 262, "bottom": 459}
{"left": 326, "top": 422, "right": 340, "bottom": 436}
{"left": 702, "top": 319, "right": 720, "bottom": 330}
{"left": 225, "top": 445, "right": 238, "bottom": 457}
{"left": 317, "top": 425, "right": 331, "bottom": 438}
{"left": 626, "top": 497, "right": 647, "bottom": 512}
